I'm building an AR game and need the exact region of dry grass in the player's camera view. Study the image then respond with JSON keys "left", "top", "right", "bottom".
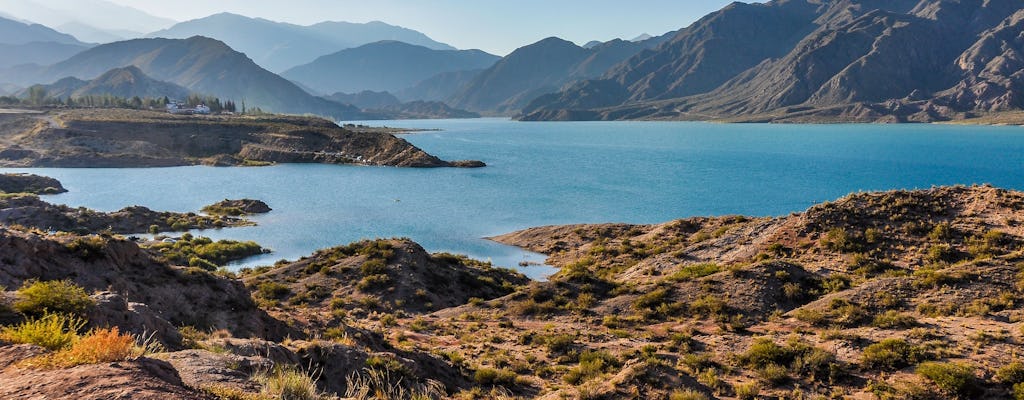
{"left": 19, "top": 327, "right": 143, "bottom": 369}
{"left": 0, "top": 313, "right": 85, "bottom": 350}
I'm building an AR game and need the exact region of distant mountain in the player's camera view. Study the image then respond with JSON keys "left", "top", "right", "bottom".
{"left": 631, "top": 33, "right": 653, "bottom": 42}
{"left": 583, "top": 40, "right": 603, "bottom": 49}
{"left": 0, "top": 36, "right": 361, "bottom": 119}
{"left": 0, "top": 16, "right": 83, "bottom": 45}
{"left": 449, "top": 37, "right": 654, "bottom": 114}
{"left": 522, "top": 0, "right": 1024, "bottom": 122}
{"left": 2, "top": 0, "right": 174, "bottom": 38}
{"left": 148, "top": 13, "right": 455, "bottom": 72}
{"left": 56, "top": 21, "right": 130, "bottom": 43}
{"left": 25, "top": 66, "right": 191, "bottom": 100}
{"left": 0, "top": 16, "right": 91, "bottom": 69}
{"left": 282, "top": 41, "right": 499, "bottom": 94}
{"left": 396, "top": 69, "right": 483, "bottom": 102}
{"left": 324, "top": 91, "right": 401, "bottom": 110}
{"left": 0, "top": 83, "right": 20, "bottom": 96}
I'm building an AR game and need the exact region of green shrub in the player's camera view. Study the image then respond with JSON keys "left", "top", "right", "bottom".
{"left": 916, "top": 362, "right": 976, "bottom": 397}
{"left": 861, "top": 338, "right": 926, "bottom": 370}
{"left": 669, "top": 389, "right": 708, "bottom": 400}
{"left": 564, "top": 350, "right": 619, "bottom": 384}
{"left": 473, "top": 367, "right": 516, "bottom": 387}
{"left": 256, "top": 282, "right": 290, "bottom": 300}
{"left": 872, "top": 311, "right": 918, "bottom": 329}
{"left": 668, "top": 263, "right": 721, "bottom": 281}
{"left": 13, "top": 280, "right": 94, "bottom": 317}
{"left": 734, "top": 382, "right": 760, "bottom": 400}
{"left": 1015, "top": 383, "right": 1024, "bottom": 400}
{"left": 997, "top": 362, "right": 1024, "bottom": 384}
{"left": 0, "top": 313, "right": 85, "bottom": 350}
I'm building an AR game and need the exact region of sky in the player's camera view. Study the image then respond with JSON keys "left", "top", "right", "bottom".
{"left": 96, "top": 0, "right": 741, "bottom": 55}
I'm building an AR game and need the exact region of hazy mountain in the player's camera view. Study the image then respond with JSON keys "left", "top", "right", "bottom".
{"left": 282, "top": 41, "right": 499, "bottom": 94}
{"left": 0, "top": 36, "right": 361, "bottom": 119}
{"left": 396, "top": 69, "right": 483, "bottom": 102}
{"left": 631, "top": 33, "right": 653, "bottom": 42}
{"left": 56, "top": 21, "right": 131, "bottom": 43}
{"left": 0, "top": 83, "right": 20, "bottom": 96}
{"left": 522, "top": 0, "right": 1024, "bottom": 122}
{"left": 25, "top": 66, "right": 191, "bottom": 100}
{"left": 324, "top": 91, "right": 401, "bottom": 109}
{"left": 0, "top": 0, "right": 175, "bottom": 37}
{"left": 449, "top": 37, "right": 651, "bottom": 114}
{"left": 0, "top": 16, "right": 91, "bottom": 69}
{"left": 582, "top": 40, "right": 603, "bottom": 49}
{"left": 148, "top": 13, "right": 455, "bottom": 72}
{"left": 0, "top": 15, "right": 83, "bottom": 45}
{"left": 374, "top": 100, "right": 480, "bottom": 119}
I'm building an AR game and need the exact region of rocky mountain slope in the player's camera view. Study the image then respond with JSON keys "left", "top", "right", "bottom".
{"left": 522, "top": 0, "right": 1024, "bottom": 122}
{"left": 0, "top": 36, "right": 362, "bottom": 119}
{"left": 283, "top": 41, "right": 498, "bottom": 95}
{"left": 147, "top": 13, "right": 455, "bottom": 72}
{"left": 0, "top": 108, "right": 473, "bottom": 167}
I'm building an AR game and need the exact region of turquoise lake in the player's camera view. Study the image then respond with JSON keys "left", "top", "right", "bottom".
{"left": 5, "top": 119, "right": 1024, "bottom": 279}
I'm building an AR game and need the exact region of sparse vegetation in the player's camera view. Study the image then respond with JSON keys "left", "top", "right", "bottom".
{"left": 13, "top": 280, "right": 94, "bottom": 317}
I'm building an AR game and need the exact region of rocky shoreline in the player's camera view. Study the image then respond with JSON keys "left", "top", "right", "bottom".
{"left": 1, "top": 181, "right": 1024, "bottom": 399}
{"left": 0, "top": 108, "right": 485, "bottom": 168}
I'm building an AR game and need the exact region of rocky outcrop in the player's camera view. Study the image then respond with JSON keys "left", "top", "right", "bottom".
{"left": 0, "top": 173, "right": 66, "bottom": 194}
{"left": 202, "top": 199, "right": 272, "bottom": 216}
{"left": 0, "top": 194, "right": 251, "bottom": 234}
{"left": 0, "top": 108, "right": 473, "bottom": 168}
{"left": 0, "top": 356, "right": 210, "bottom": 400}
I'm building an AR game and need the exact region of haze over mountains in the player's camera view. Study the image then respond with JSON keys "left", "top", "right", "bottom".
{"left": 148, "top": 13, "right": 458, "bottom": 73}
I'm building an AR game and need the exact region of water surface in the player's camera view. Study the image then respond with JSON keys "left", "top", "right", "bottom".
{"left": 8, "top": 119, "right": 1024, "bottom": 279}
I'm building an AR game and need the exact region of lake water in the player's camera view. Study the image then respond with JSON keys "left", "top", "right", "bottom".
{"left": 5, "top": 119, "right": 1024, "bottom": 279}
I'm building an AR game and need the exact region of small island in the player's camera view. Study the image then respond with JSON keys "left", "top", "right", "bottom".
{"left": 202, "top": 199, "right": 272, "bottom": 216}
{"left": 0, "top": 173, "right": 66, "bottom": 194}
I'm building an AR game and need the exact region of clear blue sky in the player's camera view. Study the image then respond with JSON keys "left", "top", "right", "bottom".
{"left": 105, "top": 0, "right": 742, "bottom": 55}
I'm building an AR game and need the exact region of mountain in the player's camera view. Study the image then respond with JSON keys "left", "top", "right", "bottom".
{"left": 0, "top": 15, "right": 82, "bottom": 45}
{"left": 324, "top": 90, "right": 401, "bottom": 109}
{"left": 0, "top": 16, "right": 91, "bottom": 69}
{"left": 26, "top": 66, "right": 191, "bottom": 99}
{"left": 0, "top": 36, "right": 361, "bottom": 119}
{"left": 1, "top": 0, "right": 174, "bottom": 38}
{"left": 396, "top": 69, "right": 484, "bottom": 102}
{"left": 449, "top": 37, "right": 652, "bottom": 114}
{"left": 56, "top": 21, "right": 130, "bottom": 43}
{"left": 148, "top": 13, "right": 455, "bottom": 72}
{"left": 373, "top": 101, "right": 481, "bottom": 119}
{"left": 282, "top": 41, "right": 499, "bottom": 94}
{"left": 522, "top": 0, "right": 1024, "bottom": 122}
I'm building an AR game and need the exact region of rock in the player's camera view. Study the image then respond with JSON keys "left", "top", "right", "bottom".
{"left": 202, "top": 199, "right": 272, "bottom": 216}
{"left": 448, "top": 160, "right": 486, "bottom": 168}
{"left": 0, "top": 357, "right": 211, "bottom": 399}
{"left": 0, "top": 173, "right": 66, "bottom": 194}
{"left": 88, "top": 291, "right": 183, "bottom": 349}
{"left": 163, "top": 349, "right": 271, "bottom": 393}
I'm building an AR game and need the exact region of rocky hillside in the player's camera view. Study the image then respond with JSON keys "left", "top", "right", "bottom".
{"left": 522, "top": 0, "right": 1024, "bottom": 122}
{"left": 2, "top": 185, "right": 1024, "bottom": 398}
{"left": 0, "top": 108, "right": 475, "bottom": 168}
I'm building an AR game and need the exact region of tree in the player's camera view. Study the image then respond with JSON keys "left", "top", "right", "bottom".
{"left": 27, "top": 86, "right": 48, "bottom": 106}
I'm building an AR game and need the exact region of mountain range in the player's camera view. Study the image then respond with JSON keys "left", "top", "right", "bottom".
{"left": 1, "top": 0, "right": 174, "bottom": 42}
{"left": 448, "top": 35, "right": 669, "bottom": 114}
{"left": 282, "top": 41, "right": 498, "bottom": 94}
{"left": 148, "top": 13, "right": 456, "bottom": 72}
{"left": 0, "top": 36, "right": 361, "bottom": 118}
{"left": 0, "top": 16, "right": 92, "bottom": 69}
{"left": 522, "top": 0, "right": 1024, "bottom": 122}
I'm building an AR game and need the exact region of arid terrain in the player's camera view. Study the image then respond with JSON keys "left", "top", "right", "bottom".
{"left": 1, "top": 179, "right": 1023, "bottom": 399}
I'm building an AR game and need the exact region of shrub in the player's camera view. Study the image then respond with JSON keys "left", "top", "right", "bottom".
{"left": 13, "top": 280, "right": 94, "bottom": 316}
{"left": 916, "top": 362, "right": 976, "bottom": 397}
{"left": 1015, "top": 383, "right": 1024, "bottom": 400}
{"left": 926, "top": 245, "right": 958, "bottom": 264}
{"left": 757, "top": 363, "right": 789, "bottom": 385}
{"left": 668, "top": 263, "right": 721, "bottom": 281}
{"left": 872, "top": 311, "right": 918, "bottom": 329}
{"left": 564, "top": 350, "right": 619, "bottom": 384}
{"left": 255, "top": 367, "right": 324, "bottom": 400}
{"left": 474, "top": 367, "right": 517, "bottom": 387}
{"left": 256, "top": 282, "right": 290, "bottom": 300}
{"left": 822, "top": 228, "right": 860, "bottom": 253}
{"left": 734, "top": 382, "right": 760, "bottom": 400}
{"left": 862, "top": 338, "right": 926, "bottom": 370}
{"left": 24, "top": 327, "right": 141, "bottom": 368}
{"left": 669, "top": 389, "right": 708, "bottom": 400}
{"left": 0, "top": 313, "right": 85, "bottom": 350}
{"left": 997, "top": 362, "right": 1024, "bottom": 385}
